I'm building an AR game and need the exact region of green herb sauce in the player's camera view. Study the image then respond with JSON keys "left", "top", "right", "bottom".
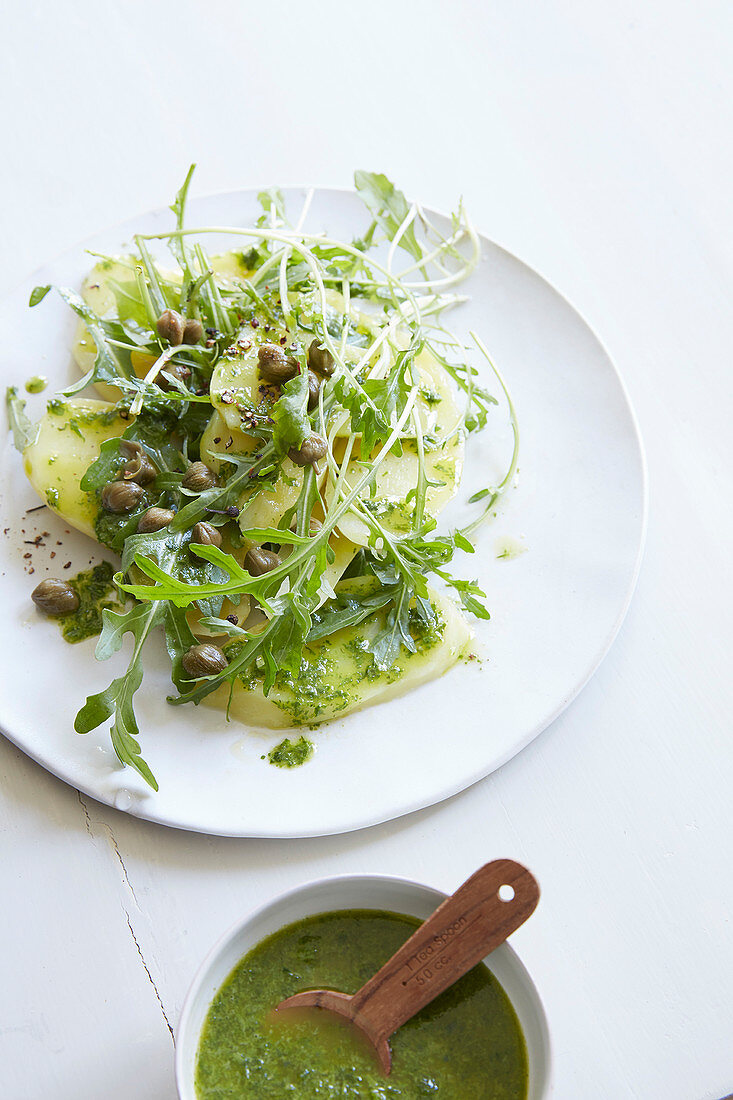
{"left": 232, "top": 594, "right": 444, "bottom": 729}
{"left": 495, "top": 538, "right": 527, "bottom": 562}
{"left": 195, "top": 909, "right": 528, "bottom": 1099}
{"left": 267, "top": 735, "right": 314, "bottom": 768}
{"left": 25, "top": 375, "right": 48, "bottom": 394}
{"left": 59, "top": 561, "right": 123, "bottom": 644}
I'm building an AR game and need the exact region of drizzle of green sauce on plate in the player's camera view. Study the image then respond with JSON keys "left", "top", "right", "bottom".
{"left": 195, "top": 909, "right": 528, "bottom": 1099}
{"left": 25, "top": 375, "right": 48, "bottom": 394}
{"left": 267, "top": 735, "right": 314, "bottom": 768}
{"left": 59, "top": 561, "right": 123, "bottom": 644}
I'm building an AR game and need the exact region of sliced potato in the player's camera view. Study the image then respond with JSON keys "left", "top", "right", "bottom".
{"left": 201, "top": 411, "right": 327, "bottom": 533}
{"left": 23, "top": 399, "right": 130, "bottom": 538}
{"left": 210, "top": 349, "right": 280, "bottom": 431}
{"left": 210, "top": 287, "right": 379, "bottom": 431}
{"left": 72, "top": 258, "right": 142, "bottom": 402}
{"left": 73, "top": 251, "right": 253, "bottom": 402}
{"left": 329, "top": 431, "right": 464, "bottom": 546}
{"left": 205, "top": 581, "right": 471, "bottom": 729}
{"left": 412, "top": 347, "right": 465, "bottom": 437}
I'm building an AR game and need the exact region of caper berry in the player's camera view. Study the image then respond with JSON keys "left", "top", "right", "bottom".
{"left": 244, "top": 547, "right": 282, "bottom": 576}
{"left": 183, "top": 317, "right": 204, "bottom": 344}
{"left": 288, "top": 434, "right": 327, "bottom": 467}
{"left": 181, "top": 461, "right": 217, "bottom": 492}
{"left": 257, "top": 342, "right": 300, "bottom": 384}
{"left": 120, "top": 441, "right": 157, "bottom": 486}
{"left": 156, "top": 309, "right": 184, "bottom": 346}
{"left": 307, "top": 338, "right": 335, "bottom": 377}
{"left": 31, "top": 578, "right": 79, "bottom": 615}
{"left": 182, "top": 643, "right": 228, "bottom": 679}
{"left": 101, "top": 479, "right": 145, "bottom": 513}
{"left": 156, "top": 361, "right": 191, "bottom": 392}
{"left": 307, "top": 370, "right": 321, "bottom": 410}
{"left": 136, "top": 507, "right": 175, "bottom": 533}
{"left": 191, "top": 521, "right": 222, "bottom": 548}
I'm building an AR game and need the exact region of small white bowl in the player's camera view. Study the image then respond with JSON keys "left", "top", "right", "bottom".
{"left": 176, "top": 873, "right": 552, "bottom": 1099}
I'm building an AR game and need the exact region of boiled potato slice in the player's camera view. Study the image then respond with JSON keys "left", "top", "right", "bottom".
{"left": 412, "top": 347, "right": 464, "bottom": 437}
{"left": 330, "top": 431, "right": 464, "bottom": 546}
{"left": 72, "top": 258, "right": 145, "bottom": 401}
{"left": 329, "top": 346, "right": 465, "bottom": 543}
{"left": 200, "top": 411, "right": 327, "bottom": 532}
{"left": 73, "top": 251, "right": 253, "bottom": 401}
{"left": 23, "top": 399, "right": 130, "bottom": 538}
{"left": 210, "top": 349, "right": 280, "bottom": 431}
{"left": 210, "top": 287, "right": 379, "bottom": 431}
{"left": 205, "top": 581, "right": 471, "bottom": 729}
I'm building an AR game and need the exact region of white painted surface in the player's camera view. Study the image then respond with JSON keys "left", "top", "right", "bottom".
{"left": 0, "top": 2, "right": 731, "bottom": 1098}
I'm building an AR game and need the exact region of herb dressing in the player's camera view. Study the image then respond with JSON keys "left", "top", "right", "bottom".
{"left": 195, "top": 909, "right": 529, "bottom": 1099}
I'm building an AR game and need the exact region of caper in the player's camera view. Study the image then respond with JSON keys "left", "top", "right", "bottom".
{"left": 101, "top": 479, "right": 145, "bottom": 513}
{"left": 257, "top": 342, "right": 300, "bottom": 384}
{"left": 244, "top": 547, "right": 281, "bottom": 576}
{"left": 191, "top": 521, "right": 222, "bottom": 548}
{"left": 307, "top": 338, "right": 335, "bottom": 377}
{"left": 31, "top": 578, "right": 79, "bottom": 615}
{"left": 120, "top": 441, "right": 157, "bottom": 486}
{"left": 156, "top": 309, "right": 184, "bottom": 346}
{"left": 288, "top": 434, "right": 327, "bottom": 467}
{"left": 307, "top": 370, "right": 321, "bottom": 410}
{"left": 183, "top": 317, "right": 204, "bottom": 344}
{"left": 156, "top": 361, "right": 191, "bottom": 392}
{"left": 182, "top": 643, "right": 228, "bottom": 679}
{"left": 181, "top": 461, "right": 217, "bottom": 492}
{"left": 136, "top": 507, "right": 175, "bottom": 533}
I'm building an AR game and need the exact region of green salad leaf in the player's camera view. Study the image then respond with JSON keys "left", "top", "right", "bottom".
{"left": 75, "top": 602, "right": 165, "bottom": 790}
{"left": 5, "top": 387, "right": 38, "bottom": 451}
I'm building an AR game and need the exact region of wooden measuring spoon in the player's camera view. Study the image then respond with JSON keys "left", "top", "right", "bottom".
{"left": 275, "top": 859, "right": 539, "bottom": 1075}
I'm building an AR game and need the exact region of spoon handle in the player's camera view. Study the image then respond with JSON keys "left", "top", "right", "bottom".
{"left": 351, "top": 860, "right": 539, "bottom": 1043}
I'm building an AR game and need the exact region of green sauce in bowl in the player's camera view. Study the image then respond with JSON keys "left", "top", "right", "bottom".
{"left": 195, "top": 909, "right": 528, "bottom": 1098}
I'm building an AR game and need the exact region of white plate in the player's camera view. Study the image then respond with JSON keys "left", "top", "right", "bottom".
{"left": 0, "top": 187, "right": 646, "bottom": 837}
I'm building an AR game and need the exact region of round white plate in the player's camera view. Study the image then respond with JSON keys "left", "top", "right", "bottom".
{"left": 0, "top": 187, "right": 646, "bottom": 836}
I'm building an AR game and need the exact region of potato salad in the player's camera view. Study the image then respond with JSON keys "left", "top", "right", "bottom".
{"left": 6, "top": 170, "right": 517, "bottom": 789}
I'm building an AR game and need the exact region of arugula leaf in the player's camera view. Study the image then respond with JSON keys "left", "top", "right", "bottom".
{"left": 5, "top": 387, "right": 38, "bottom": 452}
{"left": 453, "top": 531, "right": 475, "bottom": 554}
{"left": 122, "top": 527, "right": 228, "bottom": 616}
{"left": 79, "top": 437, "right": 127, "bottom": 491}
{"left": 370, "top": 580, "right": 416, "bottom": 670}
{"left": 53, "top": 286, "right": 128, "bottom": 396}
{"left": 257, "top": 188, "right": 286, "bottom": 226}
{"left": 354, "top": 171, "right": 422, "bottom": 261}
{"left": 270, "top": 364, "right": 310, "bottom": 455}
{"left": 29, "top": 285, "right": 51, "bottom": 307}
{"left": 75, "top": 601, "right": 165, "bottom": 790}
{"left": 436, "top": 570, "right": 491, "bottom": 620}
{"left": 164, "top": 603, "right": 199, "bottom": 692}
{"left": 428, "top": 344, "right": 498, "bottom": 434}
{"left": 170, "top": 163, "right": 196, "bottom": 231}
{"left": 307, "top": 585, "right": 397, "bottom": 642}
{"left": 335, "top": 345, "right": 416, "bottom": 457}
{"left": 107, "top": 277, "right": 158, "bottom": 335}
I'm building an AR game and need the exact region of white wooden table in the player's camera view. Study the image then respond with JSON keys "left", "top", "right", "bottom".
{"left": 2, "top": 3, "right": 732, "bottom": 1097}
